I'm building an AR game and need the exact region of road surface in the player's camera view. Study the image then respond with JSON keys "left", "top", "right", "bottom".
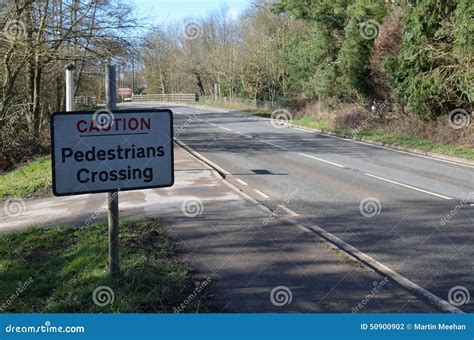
{"left": 122, "top": 102, "right": 473, "bottom": 312}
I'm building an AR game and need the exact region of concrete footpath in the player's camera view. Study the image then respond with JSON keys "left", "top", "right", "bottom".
{"left": 0, "top": 145, "right": 437, "bottom": 312}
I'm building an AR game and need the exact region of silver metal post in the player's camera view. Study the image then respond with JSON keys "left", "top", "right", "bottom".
{"left": 105, "top": 63, "right": 119, "bottom": 275}
{"left": 65, "top": 64, "right": 75, "bottom": 111}
{"left": 106, "top": 64, "right": 117, "bottom": 110}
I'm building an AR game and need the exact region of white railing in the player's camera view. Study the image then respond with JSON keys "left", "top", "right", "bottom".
{"left": 200, "top": 96, "right": 278, "bottom": 110}
{"left": 75, "top": 96, "right": 97, "bottom": 108}
{"left": 131, "top": 94, "right": 196, "bottom": 104}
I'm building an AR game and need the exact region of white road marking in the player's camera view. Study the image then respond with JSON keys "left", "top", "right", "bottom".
{"left": 365, "top": 173, "right": 453, "bottom": 200}
{"left": 254, "top": 189, "right": 270, "bottom": 199}
{"left": 291, "top": 125, "right": 474, "bottom": 169}
{"left": 235, "top": 178, "right": 248, "bottom": 186}
{"left": 261, "top": 140, "right": 286, "bottom": 150}
{"left": 277, "top": 205, "right": 300, "bottom": 217}
{"left": 299, "top": 153, "right": 345, "bottom": 168}
{"left": 235, "top": 131, "right": 253, "bottom": 138}
{"left": 293, "top": 127, "right": 312, "bottom": 132}
{"left": 220, "top": 126, "right": 232, "bottom": 131}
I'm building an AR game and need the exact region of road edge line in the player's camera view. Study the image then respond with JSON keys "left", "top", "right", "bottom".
{"left": 284, "top": 219, "right": 462, "bottom": 314}
{"left": 174, "top": 139, "right": 229, "bottom": 179}
{"left": 175, "top": 137, "right": 463, "bottom": 314}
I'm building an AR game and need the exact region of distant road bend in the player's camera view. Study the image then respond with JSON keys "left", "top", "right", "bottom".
{"left": 127, "top": 102, "right": 474, "bottom": 312}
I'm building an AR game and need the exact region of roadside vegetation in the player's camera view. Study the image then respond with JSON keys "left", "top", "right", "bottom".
{"left": 0, "top": 219, "right": 210, "bottom": 313}
{"left": 0, "top": 0, "right": 140, "bottom": 171}
{"left": 147, "top": 0, "right": 472, "bottom": 159}
{"left": 0, "top": 156, "right": 51, "bottom": 200}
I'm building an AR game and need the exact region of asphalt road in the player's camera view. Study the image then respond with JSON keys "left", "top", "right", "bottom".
{"left": 124, "top": 102, "right": 474, "bottom": 312}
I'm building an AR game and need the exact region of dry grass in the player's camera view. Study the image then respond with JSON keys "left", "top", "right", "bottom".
{"left": 292, "top": 99, "right": 474, "bottom": 157}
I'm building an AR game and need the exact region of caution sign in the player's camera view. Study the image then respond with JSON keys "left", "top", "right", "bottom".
{"left": 51, "top": 109, "right": 174, "bottom": 196}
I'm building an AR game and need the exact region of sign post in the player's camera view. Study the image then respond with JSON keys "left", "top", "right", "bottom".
{"left": 65, "top": 64, "right": 75, "bottom": 112}
{"left": 106, "top": 64, "right": 120, "bottom": 276}
{"left": 51, "top": 64, "right": 174, "bottom": 277}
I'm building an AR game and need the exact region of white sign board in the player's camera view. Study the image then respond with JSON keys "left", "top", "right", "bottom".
{"left": 51, "top": 109, "right": 174, "bottom": 196}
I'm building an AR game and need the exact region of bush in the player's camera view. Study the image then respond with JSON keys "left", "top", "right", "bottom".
{"left": 384, "top": 0, "right": 473, "bottom": 119}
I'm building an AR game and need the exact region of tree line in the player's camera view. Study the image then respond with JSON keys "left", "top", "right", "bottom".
{"left": 0, "top": 0, "right": 472, "bottom": 169}
{"left": 0, "top": 0, "right": 139, "bottom": 169}
{"left": 141, "top": 0, "right": 472, "bottom": 120}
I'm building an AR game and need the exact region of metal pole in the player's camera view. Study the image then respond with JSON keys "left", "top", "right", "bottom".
{"left": 132, "top": 56, "right": 135, "bottom": 95}
{"left": 108, "top": 191, "right": 119, "bottom": 275}
{"left": 106, "top": 64, "right": 117, "bottom": 110}
{"left": 65, "top": 64, "right": 75, "bottom": 111}
{"left": 105, "top": 64, "right": 119, "bottom": 275}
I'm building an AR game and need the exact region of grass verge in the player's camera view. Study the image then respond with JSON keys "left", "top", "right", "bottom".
{"left": 357, "top": 129, "right": 474, "bottom": 160}
{"left": 0, "top": 219, "right": 210, "bottom": 313}
{"left": 0, "top": 156, "right": 52, "bottom": 200}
